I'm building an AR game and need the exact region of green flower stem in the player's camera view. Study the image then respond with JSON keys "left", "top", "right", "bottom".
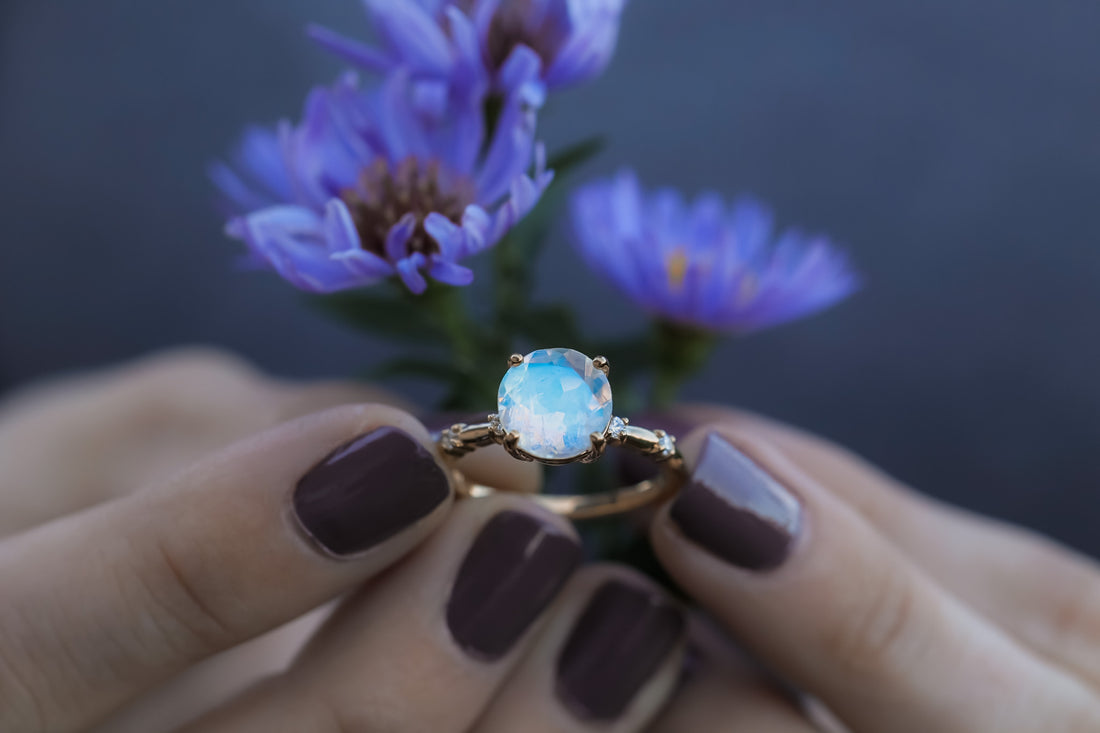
{"left": 418, "top": 284, "right": 500, "bottom": 409}
{"left": 650, "top": 321, "right": 718, "bottom": 409}
{"left": 420, "top": 285, "right": 476, "bottom": 365}
{"left": 491, "top": 235, "right": 529, "bottom": 350}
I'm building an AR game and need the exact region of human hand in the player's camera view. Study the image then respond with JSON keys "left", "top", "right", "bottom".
{"left": 0, "top": 348, "right": 412, "bottom": 537}
{"left": 11, "top": 351, "right": 1096, "bottom": 733}
{"left": 0, "top": 350, "right": 690, "bottom": 732}
{"left": 645, "top": 405, "right": 1100, "bottom": 732}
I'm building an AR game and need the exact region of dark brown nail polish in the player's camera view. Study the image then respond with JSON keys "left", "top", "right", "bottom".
{"left": 669, "top": 432, "right": 801, "bottom": 571}
{"left": 293, "top": 427, "right": 450, "bottom": 556}
{"left": 556, "top": 581, "right": 684, "bottom": 721}
{"left": 447, "top": 511, "right": 581, "bottom": 661}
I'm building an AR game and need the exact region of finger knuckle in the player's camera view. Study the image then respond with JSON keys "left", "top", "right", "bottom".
{"left": 125, "top": 534, "right": 236, "bottom": 660}
{"left": 1050, "top": 583, "right": 1100, "bottom": 650}
{"left": 822, "top": 568, "right": 922, "bottom": 675}
{"left": 134, "top": 347, "right": 263, "bottom": 392}
{"left": 1066, "top": 704, "right": 1100, "bottom": 733}
{"left": 0, "top": 639, "right": 49, "bottom": 732}
{"left": 112, "top": 348, "right": 275, "bottom": 434}
{"left": 308, "top": 687, "right": 402, "bottom": 733}
{"left": 1015, "top": 536, "right": 1100, "bottom": 654}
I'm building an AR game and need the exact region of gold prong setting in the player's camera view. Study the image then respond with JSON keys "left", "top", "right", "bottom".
{"left": 442, "top": 348, "right": 679, "bottom": 469}
{"left": 437, "top": 350, "right": 685, "bottom": 518}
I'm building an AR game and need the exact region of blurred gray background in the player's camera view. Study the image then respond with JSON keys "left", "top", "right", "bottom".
{"left": 2, "top": 2, "right": 1099, "bottom": 551}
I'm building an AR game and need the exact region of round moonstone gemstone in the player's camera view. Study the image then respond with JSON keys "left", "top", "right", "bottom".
{"left": 497, "top": 348, "right": 614, "bottom": 460}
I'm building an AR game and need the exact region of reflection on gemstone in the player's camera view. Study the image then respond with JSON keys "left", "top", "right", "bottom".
{"left": 498, "top": 348, "right": 614, "bottom": 460}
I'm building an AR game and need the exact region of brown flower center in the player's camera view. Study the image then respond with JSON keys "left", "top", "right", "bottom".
{"left": 341, "top": 157, "right": 474, "bottom": 259}
{"left": 449, "top": 0, "right": 565, "bottom": 72}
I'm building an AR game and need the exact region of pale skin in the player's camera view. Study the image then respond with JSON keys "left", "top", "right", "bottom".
{"left": 1, "top": 349, "right": 1099, "bottom": 731}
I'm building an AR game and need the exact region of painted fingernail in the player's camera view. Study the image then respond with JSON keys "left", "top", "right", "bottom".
{"left": 293, "top": 427, "right": 450, "bottom": 556}
{"left": 448, "top": 511, "right": 581, "bottom": 660}
{"left": 669, "top": 432, "right": 801, "bottom": 571}
{"left": 556, "top": 580, "right": 685, "bottom": 721}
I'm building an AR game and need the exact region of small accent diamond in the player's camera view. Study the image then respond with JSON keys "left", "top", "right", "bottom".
{"left": 607, "top": 416, "right": 627, "bottom": 440}
{"left": 656, "top": 432, "right": 676, "bottom": 459}
{"left": 440, "top": 432, "right": 459, "bottom": 452}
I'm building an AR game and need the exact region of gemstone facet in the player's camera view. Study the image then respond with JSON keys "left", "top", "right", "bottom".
{"left": 497, "top": 348, "right": 614, "bottom": 461}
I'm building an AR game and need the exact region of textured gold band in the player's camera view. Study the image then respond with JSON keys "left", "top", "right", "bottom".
{"left": 438, "top": 416, "right": 686, "bottom": 519}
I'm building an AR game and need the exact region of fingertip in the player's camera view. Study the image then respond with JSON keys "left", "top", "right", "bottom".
{"left": 270, "top": 380, "right": 413, "bottom": 422}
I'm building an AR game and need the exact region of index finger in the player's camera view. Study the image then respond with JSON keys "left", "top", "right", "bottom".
{"left": 0, "top": 404, "right": 458, "bottom": 731}
{"left": 650, "top": 429, "right": 1100, "bottom": 733}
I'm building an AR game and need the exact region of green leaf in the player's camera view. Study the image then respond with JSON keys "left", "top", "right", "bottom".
{"left": 546, "top": 135, "right": 606, "bottom": 179}
{"left": 306, "top": 292, "right": 444, "bottom": 344}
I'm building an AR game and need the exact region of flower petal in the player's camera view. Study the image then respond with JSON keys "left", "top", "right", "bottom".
{"left": 460, "top": 205, "right": 491, "bottom": 253}
{"left": 444, "top": 5, "right": 489, "bottom": 98}
{"left": 498, "top": 44, "right": 546, "bottom": 108}
{"left": 208, "top": 162, "right": 269, "bottom": 215}
{"left": 370, "top": 69, "right": 426, "bottom": 161}
{"left": 568, "top": 171, "right": 859, "bottom": 332}
{"left": 284, "top": 86, "right": 366, "bottom": 208}
{"left": 210, "top": 125, "right": 295, "bottom": 214}
{"left": 395, "top": 252, "right": 429, "bottom": 294}
{"left": 385, "top": 212, "right": 418, "bottom": 262}
{"left": 476, "top": 84, "right": 538, "bottom": 203}
{"left": 307, "top": 24, "right": 394, "bottom": 72}
{"left": 543, "top": 3, "right": 623, "bottom": 89}
{"left": 229, "top": 205, "right": 372, "bottom": 293}
{"left": 428, "top": 258, "right": 475, "bottom": 286}
{"left": 322, "top": 198, "right": 361, "bottom": 254}
{"left": 366, "top": 0, "right": 454, "bottom": 76}
{"left": 424, "top": 212, "right": 464, "bottom": 259}
{"left": 410, "top": 79, "right": 450, "bottom": 119}
{"left": 322, "top": 200, "right": 395, "bottom": 280}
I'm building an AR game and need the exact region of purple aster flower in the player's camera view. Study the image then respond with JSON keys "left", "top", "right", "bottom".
{"left": 309, "top": 0, "right": 627, "bottom": 104}
{"left": 211, "top": 70, "right": 552, "bottom": 294}
{"left": 570, "top": 170, "right": 859, "bottom": 333}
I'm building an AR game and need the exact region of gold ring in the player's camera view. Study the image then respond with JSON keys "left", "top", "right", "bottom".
{"left": 437, "top": 348, "right": 686, "bottom": 519}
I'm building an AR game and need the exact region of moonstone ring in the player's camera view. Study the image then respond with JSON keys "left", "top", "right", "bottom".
{"left": 437, "top": 347, "right": 686, "bottom": 519}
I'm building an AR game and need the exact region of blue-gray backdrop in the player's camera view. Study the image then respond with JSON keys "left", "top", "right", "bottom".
{"left": 2, "top": 1, "right": 1099, "bottom": 551}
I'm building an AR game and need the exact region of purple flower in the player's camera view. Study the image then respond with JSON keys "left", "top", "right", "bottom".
{"left": 211, "top": 70, "right": 552, "bottom": 294}
{"left": 570, "top": 170, "right": 859, "bottom": 333}
{"left": 309, "top": 0, "right": 627, "bottom": 105}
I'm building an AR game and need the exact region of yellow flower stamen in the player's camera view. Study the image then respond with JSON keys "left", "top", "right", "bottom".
{"left": 736, "top": 273, "right": 759, "bottom": 306}
{"left": 667, "top": 247, "right": 689, "bottom": 290}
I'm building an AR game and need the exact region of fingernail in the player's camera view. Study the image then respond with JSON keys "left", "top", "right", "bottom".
{"left": 447, "top": 511, "right": 581, "bottom": 661}
{"left": 669, "top": 432, "right": 801, "bottom": 571}
{"left": 293, "top": 427, "right": 450, "bottom": 557}
{"left": 556, "top": 580, "right": 685, "bottom": 721}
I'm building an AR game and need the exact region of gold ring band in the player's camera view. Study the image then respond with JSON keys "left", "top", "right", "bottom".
{"left": 439, "top": 416, "right": 686, "bottom": 519}
{"left": 435, "top": 348, "right": 686, "bottom": 519}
